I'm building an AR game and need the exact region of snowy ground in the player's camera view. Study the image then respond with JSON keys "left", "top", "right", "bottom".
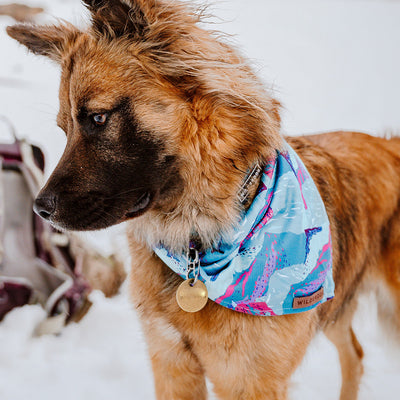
{"left": 1, "top": 0, "right": 400, "bottom": 399}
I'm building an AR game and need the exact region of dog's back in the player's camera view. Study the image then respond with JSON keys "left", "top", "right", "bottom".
{"left": 290, "top": 131, "right": 400, "bottom": 325}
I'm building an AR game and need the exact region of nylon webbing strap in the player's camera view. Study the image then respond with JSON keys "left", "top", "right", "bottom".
{"left": 0, "top": 158, "right": 4, "bottom": 265}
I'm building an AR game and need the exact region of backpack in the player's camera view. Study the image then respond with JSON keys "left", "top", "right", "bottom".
{"left": 0, "top": 117, "right": 126, "bottom": 335}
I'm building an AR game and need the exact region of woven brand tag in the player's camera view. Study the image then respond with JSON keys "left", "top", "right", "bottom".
{"left": 293, "top": 287, "right": 324, "bottom": 309}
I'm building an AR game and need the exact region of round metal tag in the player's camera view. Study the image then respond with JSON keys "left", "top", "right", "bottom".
{"left": 176, "top": 278, "right": 208, "bottom": 313}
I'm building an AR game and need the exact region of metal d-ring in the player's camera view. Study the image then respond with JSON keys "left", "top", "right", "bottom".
{"left": 186, "top": 247, "right": 200, "bottom": 286}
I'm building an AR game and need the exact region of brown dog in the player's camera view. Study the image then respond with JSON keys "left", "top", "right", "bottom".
{"left": 7, "top": 1, "right": 400, "bottom": 399}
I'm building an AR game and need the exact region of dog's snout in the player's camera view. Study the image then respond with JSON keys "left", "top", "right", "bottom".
{"left": 34, "top": 195, "right": 56, "bottom": 220}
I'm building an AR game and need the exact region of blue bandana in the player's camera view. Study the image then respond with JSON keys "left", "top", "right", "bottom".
{"left": 154, "top": 143, "right": 335, "bottom": 316}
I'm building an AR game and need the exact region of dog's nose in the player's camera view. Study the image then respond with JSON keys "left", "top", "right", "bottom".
{"left": 34, "top": 195, "right": 56, "bottom": 220}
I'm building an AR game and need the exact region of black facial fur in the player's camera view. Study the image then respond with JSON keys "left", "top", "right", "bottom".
{"left": 36, "top": 98, "right": 182, "bottom": 231}
{"left": 77, "top": 98, "right": 126, "bottom": 135}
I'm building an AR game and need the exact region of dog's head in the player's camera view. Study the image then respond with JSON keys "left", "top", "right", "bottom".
{"left": 7, "top": 0, "right": 282, "bottom": 243}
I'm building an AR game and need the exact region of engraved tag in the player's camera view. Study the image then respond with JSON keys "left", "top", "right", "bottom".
{"left": 176, "top": 279, "right": 208, "bottom": 313}
{"left": 293, "top": 287, "right": 324, "bottom": 309}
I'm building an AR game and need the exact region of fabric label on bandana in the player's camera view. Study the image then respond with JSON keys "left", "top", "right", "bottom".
{"left": 293, "top": 287, "right": 324, "bottom": 309}
{"left": 154, "top": 142, "right": 335, "bottom": 316}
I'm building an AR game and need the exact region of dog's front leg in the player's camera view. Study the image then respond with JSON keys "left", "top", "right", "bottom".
{"left": 129, "top": 238, "right": 207, "bottom": 400}
{"left": 141, "top": 315, "right": 208, "bottom": 400}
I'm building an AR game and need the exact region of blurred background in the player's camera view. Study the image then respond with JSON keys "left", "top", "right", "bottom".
{"left": 0, "top": 0, "right": 399, "bottom": 399}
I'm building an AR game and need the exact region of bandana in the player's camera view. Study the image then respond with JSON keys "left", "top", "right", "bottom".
{"left": 154, "top": 142, "right": 334, "bottom": 316}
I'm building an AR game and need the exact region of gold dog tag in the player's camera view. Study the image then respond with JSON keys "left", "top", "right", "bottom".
{"left": 176, "top": 279, "right": 208, "bottom": 313}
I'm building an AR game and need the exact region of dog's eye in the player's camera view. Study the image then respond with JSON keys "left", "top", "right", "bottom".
{"left": 93, "top": 113, "right": 108, "bottom": 126}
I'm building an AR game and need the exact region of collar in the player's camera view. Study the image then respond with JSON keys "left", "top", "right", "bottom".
{"left": 237, "top": 163, "right": 263, "bottom": 205}
{"left": 189, "top": 162, "right": 263, "bottom": 251}
{"left": 154, "top": 142, "right": 335, "bottom": 316}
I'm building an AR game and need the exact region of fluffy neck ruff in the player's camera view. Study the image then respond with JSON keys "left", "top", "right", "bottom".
{"left": 128, "top": 101, "right": 283, "bottom": 253}
{"left": 128, "top": 162, "right": 264, "bottom": 253}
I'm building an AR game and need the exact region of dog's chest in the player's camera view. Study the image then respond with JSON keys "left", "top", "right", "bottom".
{"left": 128, "top": 239, "right": 231, "bottom": 339}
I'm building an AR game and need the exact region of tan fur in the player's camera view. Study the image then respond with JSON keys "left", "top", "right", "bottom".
{"left": 7, "top": 1, "right": 400, "bottom": 399}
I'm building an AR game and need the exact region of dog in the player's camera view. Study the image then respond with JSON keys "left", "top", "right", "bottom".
{"left": 7, "top": 0, "right": 400, "bottom": 399}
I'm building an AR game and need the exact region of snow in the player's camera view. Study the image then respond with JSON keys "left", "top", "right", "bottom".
{"left": 0, "top": 0, "right": 400, "bottom": 399}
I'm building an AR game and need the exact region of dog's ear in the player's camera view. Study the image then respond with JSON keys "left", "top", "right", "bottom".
{"left": 83, "top": 0, "right": 152, "bottom": 39}
{"left": 6, "top": 23, "right": 80, "bottom": 62}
